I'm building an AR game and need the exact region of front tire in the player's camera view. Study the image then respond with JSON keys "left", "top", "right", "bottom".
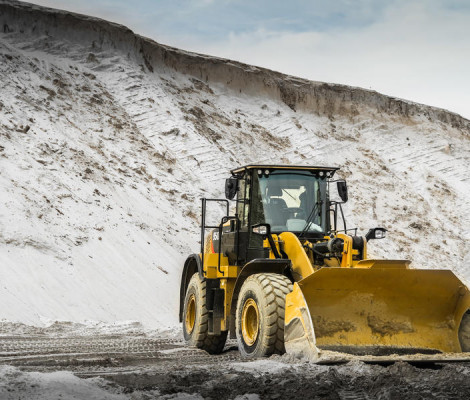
{"left": 236, "top": 273, "right": 292, "bottom": 358}
{"left": 459, "top": 310, "right": 470, "bottom": 352}
{"left": 182, "top": 274, "right": 227, "bottom": 354}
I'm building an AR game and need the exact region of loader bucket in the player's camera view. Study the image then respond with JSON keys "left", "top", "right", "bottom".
{"left": 284, "top": 266, "right": 470, "bottom": 360}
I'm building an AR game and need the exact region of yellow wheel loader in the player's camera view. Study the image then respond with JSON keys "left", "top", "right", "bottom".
{"left": 179, "top": 165, "right": 470, "bottom": 360}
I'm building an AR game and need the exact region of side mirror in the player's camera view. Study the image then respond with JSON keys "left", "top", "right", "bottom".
{"left": 225, "top": 177, "right": 238, "bottom": 200}
{"left": 365, "top": 227, "right": 387, "bottom": 241}
{"left": 337, "top": 180, "right": 348, "bottom": 203}
{"left": 252, "top": 223, "right": 281, "bottom": 259}
{"left": 252, "top": 223, "right": 271, "bottom": 236}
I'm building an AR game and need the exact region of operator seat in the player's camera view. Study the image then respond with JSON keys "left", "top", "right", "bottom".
{"left": 265, "top": 185, "right": 287, "bottom": 231}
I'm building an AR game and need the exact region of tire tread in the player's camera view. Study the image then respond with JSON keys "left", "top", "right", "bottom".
{"left": 236, "top": 273, "right": 293, "bottom": 358}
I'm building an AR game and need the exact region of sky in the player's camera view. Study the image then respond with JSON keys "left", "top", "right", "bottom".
{"left": 31, "top": 0, "right": 470, "bottom": 119}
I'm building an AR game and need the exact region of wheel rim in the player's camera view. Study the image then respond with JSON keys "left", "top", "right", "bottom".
{"left": 241, "top": 298, "right": 259, "bottom": 346}
{"left": 185, "top": 294, "right": 196, "bottom": 334}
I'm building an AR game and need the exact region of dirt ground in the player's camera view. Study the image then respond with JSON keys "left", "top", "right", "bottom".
{"left": 2, "top": 330, "right": 470, "bottom": 399}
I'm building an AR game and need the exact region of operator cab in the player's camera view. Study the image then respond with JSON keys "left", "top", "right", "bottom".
{"left": 254, "top": 169, "right": 323, "bottom": 234}
{"left": 230, "top": 165, "right": 339, "bottom": 239}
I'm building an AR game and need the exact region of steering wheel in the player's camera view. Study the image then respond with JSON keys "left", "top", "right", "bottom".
{"left": 285, "top": 207, "right": 306, "bottom": 219}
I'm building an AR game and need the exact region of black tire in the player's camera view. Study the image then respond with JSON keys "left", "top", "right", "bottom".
{"left": 459, "top": 310, "right": 470, "bottom": 352}
{"left": 182, "top": 274, "right": 227, "bottom": 354}
{"left": 235, "top": 273, "right": 293, "bottom": 359}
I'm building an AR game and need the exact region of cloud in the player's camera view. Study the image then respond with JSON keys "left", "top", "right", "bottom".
{"left": 170, "top": 0, "right": 470, "bottom": 118}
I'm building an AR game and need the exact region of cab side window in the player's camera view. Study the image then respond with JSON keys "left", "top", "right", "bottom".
{"left": 237, "top": 178, "right": 248, "bottom": 228}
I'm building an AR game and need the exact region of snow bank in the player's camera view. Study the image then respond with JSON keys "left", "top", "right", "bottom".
{"left": 0, "top": 0, "right": 469, "bottom": 328}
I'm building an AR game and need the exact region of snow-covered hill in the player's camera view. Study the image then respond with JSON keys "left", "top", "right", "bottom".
{"left": 0, "top": 0, "right": 469, "bottom": 329}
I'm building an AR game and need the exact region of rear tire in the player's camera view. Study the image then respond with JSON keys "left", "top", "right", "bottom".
{"left": 236, "top": 273, "right": 293, "bottom": 359}
{"left": 182, "top": 274, "right": 227, "bottom": 354}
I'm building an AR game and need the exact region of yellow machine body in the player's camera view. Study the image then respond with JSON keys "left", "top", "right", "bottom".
{"left": 201, "top": 229, "right": 470, "bottom": 358}
{"left": 181, "top": 165, "right": 470, "bottom": 361}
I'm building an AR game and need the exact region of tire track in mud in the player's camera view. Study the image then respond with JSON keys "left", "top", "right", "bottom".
{"left": 3, "top": 335, "right": 470, "bottom": 399}
{"left": 0, "top": 335, "right": 241, "bottom": 368}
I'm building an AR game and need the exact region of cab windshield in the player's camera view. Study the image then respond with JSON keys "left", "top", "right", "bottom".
{"left": 251, "top": 170, "right": 324, "bottom": 234}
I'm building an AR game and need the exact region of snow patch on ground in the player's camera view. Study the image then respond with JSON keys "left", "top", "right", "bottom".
{"left": 0, "top": 319, "right": 182, "bottom": 339}
{"left": 229, "top": 359, "right": 298, "bottom": 374}
{"left": 0, "top": 365, "right": 126, "bottom": 400}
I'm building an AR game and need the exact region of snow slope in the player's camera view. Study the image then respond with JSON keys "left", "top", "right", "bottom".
{"left": 0, "top": 0, "right": 469, "bottom": 328}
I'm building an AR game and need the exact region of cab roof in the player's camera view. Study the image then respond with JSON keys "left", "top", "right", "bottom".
{"left": 231, "top": 164, "right": 339, "bottom": 177}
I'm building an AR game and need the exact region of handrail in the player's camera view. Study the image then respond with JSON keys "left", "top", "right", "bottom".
{"left": 217, "top": 216, "right": 238, "bottom": 274}
{"left": 200, "top": 198, "right": 230, "bottom": 275}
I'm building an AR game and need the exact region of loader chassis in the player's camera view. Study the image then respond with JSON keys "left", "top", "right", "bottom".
{"left": 179, "top": 164, "right": 470, "bottom": 359}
